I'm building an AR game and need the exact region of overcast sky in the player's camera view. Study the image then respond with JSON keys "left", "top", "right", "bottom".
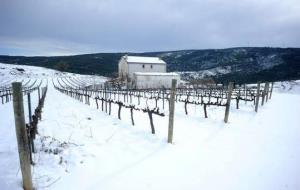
{"left": 0, "top": 0, "right": 299, "bottom": 56}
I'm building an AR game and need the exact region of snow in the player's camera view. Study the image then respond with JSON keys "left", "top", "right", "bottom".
{"left": 0, "top": 63, "right": 107, "bottom": 88}
{"left": 1, "top": 63, "right": 300, "bottom": 190}
{"left": 179, "top": 66, "right": 232, "bottom": 79}
{"left": 126, "top": 56, "right": 166, "bottom": 64}
{"left": 274, "top": 80, "right": 300, "bottom": 94}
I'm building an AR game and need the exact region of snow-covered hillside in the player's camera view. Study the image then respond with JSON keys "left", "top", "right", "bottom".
{"left": 178, "top": 66, "right": 232, "bottom": 80}
{"left": 0, "top": 63, "right": 107, "bottom": 86}
{"left": 1, "top": 63, "right": 300, "bottom": 190}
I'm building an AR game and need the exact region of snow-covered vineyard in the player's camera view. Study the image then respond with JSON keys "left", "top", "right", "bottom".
{"left": 1, "top": 63, "right": 300, "bottom": 190}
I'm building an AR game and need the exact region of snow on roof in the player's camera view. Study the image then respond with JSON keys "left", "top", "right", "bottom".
{"left": 133, "top": 72, "right": 179, "bottom": 76}
{"left": 126, "top": 56, "right": 166, "bottom": 64}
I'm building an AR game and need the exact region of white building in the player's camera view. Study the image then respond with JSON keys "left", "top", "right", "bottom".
{"left": 118, "top": 55, "right": 166, "bottom": 81}
{"left": 118, "top": 55, "right": 180, "bottom": 89}
{"left": 132, "top": 72, "right": 180, "bottom": 89}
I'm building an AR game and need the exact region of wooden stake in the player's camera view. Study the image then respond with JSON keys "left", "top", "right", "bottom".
{"left": 27, "top": 93, "right": 32, "bottom": 123}
{"left": 12, "top": 82, "right": 33, "bottom": 190}
{"left": 204, "top": 104, "right": 208, "bottom": 118}
{"left": 117, "top": 102, "right": 122, "bottom": 120}
{"left": 168, "top": 79, "right": 177, "bottom": 143}
{"left": 224, "top": 82, "right": 233, "bottom": 123}
{"left": 261, "top": 83, "right": 267, "bottom": 106}
{"left": 255, "top": 82, "right": 261, "bottom": 112}
{"left": 184, "top": 100, "right": 188, "bottom": 115}
{"left": 162, "top": 90, "right": 165, "bottom": 109}
{"left": 27, "top": 93, "right": 35, "bottom": 155}
{"left": 148, "top": 111, "right": 155, "bottom": 134}
{"left": 38, "top": 88, "right": 40, "bottom": 101}
{"left": 269, "top": 82, "right": 274, "bottom": 99}
{"left": 265, "top": 82, "right": 270, "bottom": 102}
{"left": 130, "top": 107, "right": 134, "bottom": 126}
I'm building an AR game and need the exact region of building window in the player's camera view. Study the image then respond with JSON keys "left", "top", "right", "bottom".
{"left": 142, "top": 64, "right": 145, "bottom": 69}
{"left": 151, "top": 65, "right": 153, "bottom": 69}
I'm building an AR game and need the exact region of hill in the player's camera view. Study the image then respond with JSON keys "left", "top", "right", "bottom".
{"left": 0, "top": 47, "right": 300, "bottom": 83}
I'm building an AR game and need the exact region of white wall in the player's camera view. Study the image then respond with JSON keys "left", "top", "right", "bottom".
{"left": 118, "top": 56, "right": 167, "bottom": 82}
{"left": 128, "top": 63, "right": 166, "bottom": 80}
{"left": 133, "top": 74, "right": 180, "bottom": 89}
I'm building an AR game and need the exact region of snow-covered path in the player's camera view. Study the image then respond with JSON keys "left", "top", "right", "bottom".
{"left": 33, "top": 84, "right": 167, "bottom": 189}
{"left": 28, "top": 83, "right": 300, "bottom": 190}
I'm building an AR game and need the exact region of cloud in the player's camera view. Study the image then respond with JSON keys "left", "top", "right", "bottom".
{"left": 0, "top": 0, "right": 299, "bottom": 55}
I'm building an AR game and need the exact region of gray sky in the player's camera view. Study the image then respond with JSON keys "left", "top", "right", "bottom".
{"left": 0, "top": 0, "right": 299, "bottom": 56}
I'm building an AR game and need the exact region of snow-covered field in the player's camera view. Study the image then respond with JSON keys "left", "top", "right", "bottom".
{"left": 1, "top": 63, "right": 300, "bottom": 190}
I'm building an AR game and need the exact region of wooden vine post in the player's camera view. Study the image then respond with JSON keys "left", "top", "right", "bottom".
{"left": 269, "top": 82, "right": 274, "bottom": 99}
{"left": 224, "top": 82, "right": 233, "bottom": 123}
{"left": 117, "top": 101, "right": 122, "bottom": 120}
{"left": 27, "top": 93, "right": 32, "bottom": 124}
{"left": 255, "top": 82, "right": 261, "bottom": 112}
{"left": 105, "top": 86, "right": 108, "bottom": 113}
{"left": 162, "top": 89, "right": 165, "bottom": 109}
{"left": 265, "top": 82, "right": 270, "bottom": 102}
{"left": 27, "top": 93, "right": 35, "bottom": 157}
{"left": 204, "top": 104, "right": 208, "bottom": 118}
{"left": 12, "top": 82, "right": 33, "bottom": 190}
{"left": 95, "top": 98, "right": 99, "bottom": 109}
{"left": 147, "top": 110, "right": 155, "bottom": 134}
{"left": 130, "top": 106, "right": 135, "bottom": 126}
{"left": 108, "top": 100, "right": 112, "bottom": 115}
{"left": 38, "top": 87, "right": 41, "bottom": 101}
{"left": 168, "top": 79, "right": 177, "bottom": 143}
{"left": 184, "top": 99, "right": 188, "bottom": 115}
{"left": 261, "top": 83, "right": 267, "bottom": 106}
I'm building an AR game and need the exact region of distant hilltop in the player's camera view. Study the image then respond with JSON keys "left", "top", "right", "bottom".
{"left": 0, "top": 47, "right": 300, "bottom": 84}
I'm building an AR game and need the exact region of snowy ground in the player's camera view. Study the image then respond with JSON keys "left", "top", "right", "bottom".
{"left": 1, "top": 63, "right": 300, "bottom": 190}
